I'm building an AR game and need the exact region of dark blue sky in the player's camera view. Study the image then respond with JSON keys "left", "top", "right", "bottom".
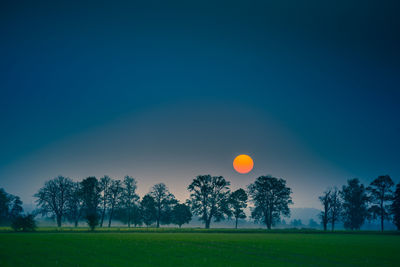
{"left": 1, "top": 0, "right": 399, "bottom": 208}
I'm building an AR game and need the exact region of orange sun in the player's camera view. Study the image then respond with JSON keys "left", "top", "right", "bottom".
{"left": 233, "top": 154, "right": 254, "bottom": 174}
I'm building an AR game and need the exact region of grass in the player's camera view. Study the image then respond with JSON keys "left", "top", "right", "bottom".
{"left": 0, "top": 228, "right": 399, "bottom": 266}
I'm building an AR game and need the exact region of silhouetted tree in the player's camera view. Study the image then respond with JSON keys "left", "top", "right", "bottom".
{"left": 108, "top": 179, "right": 123, "bottom": 227}
{"left": 66, "top": 182, "right": 83, "bottom": 227}
{"left": 319, "top": 189, "right": 331, "bottom": 231}
{"left": 34, "top": 176, "right": 73, "bottom": 227}
{"left": 150, "top": 183, "right": 176, "bottom": 227}
{"left": 0, "top": 188, "right": 23, "bottom": 226}
{"left": 367, "top": 175, "right": 394, "bottom": 231}
{"left": 9, "top": 196, "right": 23, "bottom": 219}
{"left": 121, "top": 176, "right": 139, "bottom": 228}
{"left": 248, "top": 175, "right": 292, "bottom": 230}
{"left": 99, "top": 176, "right": 112, "bottom": 227}
{"left": 172, "top": 203, "right": 192, "bottom": 228}
{"left": 341, "top": 178, "right": 369, "bottom": 230}
{"left": 329, "top": 187, "right": 341, "bottom": 231}
{"left": 86, "top": 214, "right": 99, "bottom": 231}
{"left": 11, "top": 214, "right": 36, "bottom": 232}
{"left": 391, "top": 183, "right": 400, "bottom": 230}
{"left": 141, "top": 194, "right": 157, "bottom": 227}
{"left": 81, "top": 177, "right": 101, "bottom": 230}
{"left": 229, "top": 188, "right": 248, "bottom": 229}
{"left": 188, "top": 175, "right": 231, "bottom": 229}
{"left": 130, "top": 204, "right": 143, "bottom": 227}
{"left": 0, "top": 188, "right": 13, "bottom": 225}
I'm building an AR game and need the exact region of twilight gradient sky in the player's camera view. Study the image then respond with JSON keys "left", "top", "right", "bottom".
{"left": 1, "top": 1, "right": 399, "bottom": 209}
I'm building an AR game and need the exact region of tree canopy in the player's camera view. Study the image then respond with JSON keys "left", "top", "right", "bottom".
{"left": 248, "top": 175, "right": 292, "bottom": 230}
{"left": 188, "top": 175, "right": 231, "bottom": 229}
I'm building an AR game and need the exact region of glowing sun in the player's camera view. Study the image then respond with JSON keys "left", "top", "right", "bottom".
{"left": 233, "top": 154, "right": 254, "bottom": 174}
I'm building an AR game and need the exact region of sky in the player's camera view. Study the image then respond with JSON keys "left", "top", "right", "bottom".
{"left": 1, "top": 0, "right": 399, "bottom": 209}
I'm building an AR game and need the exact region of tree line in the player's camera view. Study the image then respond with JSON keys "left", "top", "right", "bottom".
{"left": 319, "top": 175, "right": 400, "bottom": 231}
{"left": 1, "top": 175, "right": 294, "bottom": 230}
{"left": 1, "top": 174, "right": 399, "bottom": 231}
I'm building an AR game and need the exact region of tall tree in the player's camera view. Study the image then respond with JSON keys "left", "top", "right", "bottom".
{"left": 229, "top": 188, "right": 248, "bottom": 229}
{"left": 188, "top": 175, "right": 231, "bottom": 229}
{"left": 391, "top": 183, "right": 400, "bottom": 230}
{"left": 66, "top": 182, "right": 83, "bottom": 227}
{"left": 99, "top": 176, "right": 112, "bottom": 227}
{"left": 150, "top": 183, "right": 176, "bottom": 228}
{"left": 329, "top": 187, "right": 341, "bottom": 231}
{"left": 248, "top": 176, "right": 292, "bottom": 230}
{"left": 172, "top": 203, "right": 192, "bottom": 228}
{"left": 141, "top": 194, "right": 157, "bottom": 227}
{"left": 9, "top": 196, "right": 23, "bottom": 219}
{"left": 81, "top": 177, "right": 101, "bottom": 229}
{"left": 341, "top": 178, "right": 369, "bottom": 230}
{"left": 130, "top": 204, "right": 143, "bottom": 227}
{"left": 108, "top": 179, "right": 123, "bottom": 227}
{"left": 367, "top": 175, "right": 394, "bottom": 231}
{"left": 0, "top": 188, "right": 13, "bottom": 225}
{"left": 121, "top": 176, "right": 139, "bottom": 228}
{"left": 34, "top": 176, "right": 73, "bottom": 227}
{"left": 319, "top": 189, "right": 331, "bottom": 231}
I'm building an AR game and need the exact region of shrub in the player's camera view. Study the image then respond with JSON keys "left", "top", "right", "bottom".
{"left": 86, "top": 213, "right": 99, "bottom": 231}
{"left": 11, "top": 214, "right": 36, "bottom": 232}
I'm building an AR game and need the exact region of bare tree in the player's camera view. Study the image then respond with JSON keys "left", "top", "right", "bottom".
{"left": 108, "top": 179, "right": 123, "bottom": 227}
{"left": 66, "top": 182, "right": 83, "bottom": 227}
{"left": 35, "top": 176, "right": 73, "bottom": 227}
{"left": 188, "top": 175, "right": 231, "bottom": 229}
{"left": 121, "top": 176, "right": 139, "bottom": 228}
{"left": 99, "top": 176, "right": 112, "bottom": 227}
{"left": 329, "top": 187, "right": 341, "bottom": 231}
{"left": 319, "top": 189, "right": 331, "bottom": 231}
{"left": 248, "top": 176, "right": 292, "bottom": 230}
{"left": 150, "top": 183, "right": 176, "bottom": 228}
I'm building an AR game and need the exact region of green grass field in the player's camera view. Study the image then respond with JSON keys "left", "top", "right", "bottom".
{"left": 0, "top": 229, "right": 399, "bottom": 267}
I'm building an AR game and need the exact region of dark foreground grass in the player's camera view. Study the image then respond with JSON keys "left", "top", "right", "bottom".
{"left": 0, "top": 231, "right": 399, "bottom": 267}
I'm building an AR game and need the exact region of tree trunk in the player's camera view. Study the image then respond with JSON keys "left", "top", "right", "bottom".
{"left": 157, "top": 202, "right": 161, "bottom": 228}
{"left": 127, "top": 209, "right": 131, "bottom": 228}
{"left": 381, "top": 199, "right": 384, "bottom": 231}
{"left": 235, "top": 217, "right": 238, "bottom": 229}
{"left": 100, "top": 207, "right": 106, "bottom": 227}
{"left": 108, "top": 207, "right": 114, "bottom": 228}
{"left": 74, "top": 219, "right": 78, "bottom": 228}
{"left": 179, "top": 225, "right": 182, "bottom": 228}
{"left": 205, "top": 218, "right": 211, "bottom": 229}
{"left": 265, "top": 213, "right": 271, "bottom": 230}
{"left": 56, "top": 214, "right": 62, "bottom": 227}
